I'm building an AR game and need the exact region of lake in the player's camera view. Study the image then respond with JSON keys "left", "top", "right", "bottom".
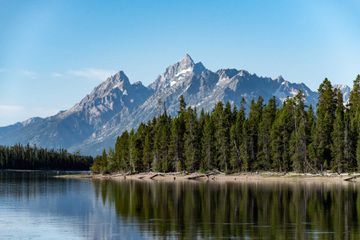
{"left": 1, "top": 171, "right": 360, "bottom": 239}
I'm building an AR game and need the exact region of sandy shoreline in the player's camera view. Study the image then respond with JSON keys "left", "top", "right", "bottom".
{"left": 81, "top": 171, "right": 360, "bottom": 184}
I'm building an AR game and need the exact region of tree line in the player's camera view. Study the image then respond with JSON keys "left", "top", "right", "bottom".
{"left": 92, "top": 76, "right": 360, "bottom": 174}
{"left": 0, "top": 144, "right": 93, "bottom": 170}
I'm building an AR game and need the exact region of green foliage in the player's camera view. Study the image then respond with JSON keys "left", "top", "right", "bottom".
{"left": 315, "top": 78, "right": 336, "bottom": 170}
{"left": 153, "top": 114, "right": 171, "bottom": 172}
{"left": 213, "top": 102, "right": 231, "bottom": 172}
{"left": 201, "top": 113, "right": 215, "bottom": 171}
{"left": 0, "top": 144, "right": 93, "bottom": 171}
{"left": 93, "top": 76, "right": 360, "bottom": 173}
{"left": 306, "top": 105, "right": 318, "bottom": 172}
{"left": 230, "top": 98, "right": 246, "bottom": 171}
{"left": 115, "top": 131, "right": 130, "bottom": 172}
{"left": 142, "top": 121, "right": 154, "bottom": 171}
{"left": 184, "top": 107, "right": 200, "bottom": 172}
{"left": 168, "top": 96, "right": 187, "bottom": 171}
{"left": 290, "top": 92, "right": 308, "bottom": 172}
{"left": 331, "top": 90, "right": 345, "bottom": 172}
{"left": 246, "top": 97, "right": 263, "bottom": 170}
{"left": 349, "top": 75, "right": 360, "bottom": 171}
{"left": 270, "top": 98, "right": 294, "bottom": 172}
{"left": 257, "top": 97, "right": 276, "bottom": 170}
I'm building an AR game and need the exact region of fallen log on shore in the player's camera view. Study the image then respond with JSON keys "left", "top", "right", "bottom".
{"left": 344, "top": 175, "right": 360, "bottom": 182}
{"left": 187, "top": 174, "right": 206, "bottom": 180}
{"left": 150, "top": 173, "right": 165, "bottom": 180}
{"left": 206, "top": 171, "right": 221, "bottom": 177}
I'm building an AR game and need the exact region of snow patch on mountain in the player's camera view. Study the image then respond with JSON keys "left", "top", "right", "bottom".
{"left": 0, "top": 54, "right": 340, "bottom": 155}
{"left": 334, "top": 84, "right": 351, "bottom": 104}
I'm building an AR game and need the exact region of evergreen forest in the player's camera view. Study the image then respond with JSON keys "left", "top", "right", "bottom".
{"left": 92, "top": 76, "right": 360, "bottom": 174}
{"left": 0, "top": 144, "right": 93, "bottom": 170}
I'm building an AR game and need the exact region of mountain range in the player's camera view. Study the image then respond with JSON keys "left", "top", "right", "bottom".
{"left": 0, "top": 55, "right": 350, "bottom": 155}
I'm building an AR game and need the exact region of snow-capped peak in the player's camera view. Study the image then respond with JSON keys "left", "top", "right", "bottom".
{"left": 165, "top": 54, "right": 195, "bottom": 78}
{"left": 1, "top": 54, "right": 325, "bottom": 156}
{"left": 21, "top": 117, "right": 43, "bottom": 127}
{"left": 150, "top": 54, "right": 200, "bottom": 89}
{"left": 179, "top": 54, "right": 194, "bottom": 69}
{"left": 98, "top": 70, "right": 131, "bottom": 92}
{"left": 112, "top": 70, "right": 129, "bottom": 82}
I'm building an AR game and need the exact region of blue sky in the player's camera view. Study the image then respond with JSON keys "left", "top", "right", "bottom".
{"left": 1, "top": 0, "right": 360, "bottom": 126}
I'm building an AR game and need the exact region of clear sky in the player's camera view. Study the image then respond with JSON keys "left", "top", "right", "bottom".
{"left": 1, "top": 0, "right": 360, "bottom": 126}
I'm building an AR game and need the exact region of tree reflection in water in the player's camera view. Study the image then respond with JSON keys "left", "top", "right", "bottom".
{"left": 93, "top": 180, "right": 360, "bottom": 239}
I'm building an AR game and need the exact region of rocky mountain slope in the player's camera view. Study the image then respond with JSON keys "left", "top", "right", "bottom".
{"left": 0, "top": 55, "right": 349, "bottom": 155}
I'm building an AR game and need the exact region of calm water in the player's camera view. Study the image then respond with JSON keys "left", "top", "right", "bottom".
{"left": 1, "top": 171, "right": 360, "bottom": 239}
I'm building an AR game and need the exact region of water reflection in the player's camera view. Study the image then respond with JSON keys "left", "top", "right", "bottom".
{"left": 1, "top": 171, "right": 360, "bottom": 239}
{"left": 0, "top": 171, "right": 121, "bottom": 240}
{"left": 94, "top": 180, "right": 360, "bottom": 239}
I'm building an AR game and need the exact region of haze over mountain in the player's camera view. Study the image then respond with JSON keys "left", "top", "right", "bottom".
{"left": 0, "top": 55, "right": 350, "bottom": 155}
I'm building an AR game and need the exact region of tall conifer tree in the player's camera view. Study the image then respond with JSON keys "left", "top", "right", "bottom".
{"left": 257, "top": 97, "right": 276, "bottom": 170}
{"left": 247, "top": 97, "right": 263, "bottom": 170}
{"left": 201, "top": 113, "right": 215, "bottom": 171}
{"left": 184, "top": 107, "right": 200, "bottom": 172}
{"left": 331, "top": 89, "right": 345, "bottom": 172}
{"left": 315, "top": 78, "right": 335, "bottom": 170}
{"left": 290, "top": 92, "right": 307, "bottom": 172}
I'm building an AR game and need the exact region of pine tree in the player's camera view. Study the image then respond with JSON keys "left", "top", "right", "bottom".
{"left": 257, "top": 97, "right": 276, "bottom": 170}
{"left": 225, "top": 102, "right": 234, "bottom": 124}
{"left": 349, "top": 75, "right": 360, "bottom": 120}
{"left": 344, "top": 111, "right": 355, "bottom": 171}
{"left": 198, "top": 110, "right": 206, "bottom": 170}
{"left": 240, "top": 123, "right": 250, "bottom": 171}
{"left": 229, "top": 124, "right": 238, "bottom": 171}
{"left": 213, "top": 102, "right": 231, "bottom": 172}
{"left": 270, "top": 113, "right": 282, "bottom": 172}
{"left": 306, "top": 105, "right": 317, "bottom": 172}
{"left": 129, "top": 129, "right": 136, "bottom": 172}
{"left": 247, "top": 97, "right": 263, "bottom": 170}
{"left": 290, "top": 92, "right": 307, "bottom": 172}
{"left": 153, "top": 119, "right": 161, "bottom": 171}
{"left": 315, "top": 78, "right": 335, "bottom": 171}
{"left": 201, "top": 113, "right": 215, "bottom": 171}
{"left": 114, "top": 136, "right": 122, "bottom": 171}
{"left": 107, "top": 148, "right": 115, "bottom": 171}
{"left": 356, "top": 138, "right": 360, "bottom": 171}
{"left": 115, "top": 131, "right": 130, "bottom": 172}
{"left": 168, "top": 95, "right": 187, "bottom": 171}
{"left": 349, "top": 75, "right": 360, "bottom": 171}
{"left": 179, "top": 95, "right": 186, "bottom": 113}
{"left": 168, "top": 118, "right": 180, "bottom": 171}
{"left": 129, "top": 126, "right": 144, "bottom": 173}
{"left": 142, "top": 126, "right": 153, "bottom": 171}
{"left": 270, "top": 98, "right": 294, "bottom": 172}
{"left": 184, "top": 107, "right": 200, "bottom": 172}
{"left": 153, "top": 114, "right": 171, "bottom": 172}
{"left": 230, "top": 98, "right": 246, "bottom": 171}
{"left": 331, "top": 89, "right": 345, "bottom": 173}
{"left": 101, "top": 148, "right": 108, "bottom": 172}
